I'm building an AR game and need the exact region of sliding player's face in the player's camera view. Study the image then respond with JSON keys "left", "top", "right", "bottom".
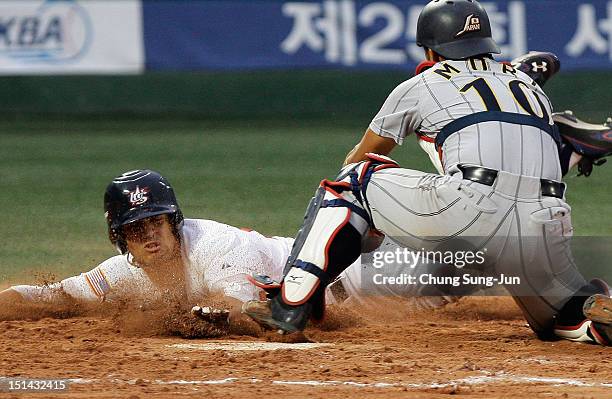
{"left": 124, "top": 214, "right": 180, "bottom": 267}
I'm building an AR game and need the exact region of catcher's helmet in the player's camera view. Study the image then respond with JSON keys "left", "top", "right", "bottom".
{"left": 104, "top": 169, "right": 184, "bottom": 254}
{"left": 416, "top": 0, "right": 500, "bottom": 60}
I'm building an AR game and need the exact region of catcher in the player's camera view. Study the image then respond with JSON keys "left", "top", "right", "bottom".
{"left": 242, "top": 0, "right": 612, "bottom": 346}
{"left": 328, "top": 50, "right": 611, "bottom": 308}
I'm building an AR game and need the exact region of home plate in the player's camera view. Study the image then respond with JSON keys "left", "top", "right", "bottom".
{"left": 167, "top": 342, "right": 333, "bottom": 351}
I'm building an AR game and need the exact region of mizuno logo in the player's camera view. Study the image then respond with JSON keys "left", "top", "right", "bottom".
{"left": 456, "top": 14, "right": 481, "bottom": 37}
{"left": 286, "top": 275, "right": 303, "bottom": 285}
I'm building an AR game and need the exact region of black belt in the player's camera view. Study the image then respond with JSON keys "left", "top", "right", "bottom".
{"left": 457, "top": 165, "right": 565, "bottom": 199}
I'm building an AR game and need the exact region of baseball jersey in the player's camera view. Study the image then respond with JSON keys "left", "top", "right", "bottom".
{"left": 12, "top": 219, "right": 293, "bottom": 304}
{"left": 369, "top": 58, "right": 562, "bottom": 180}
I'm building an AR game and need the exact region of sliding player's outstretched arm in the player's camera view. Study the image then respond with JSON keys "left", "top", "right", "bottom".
{"left": 0, "top": 283, "right": 76, "bottom": 321}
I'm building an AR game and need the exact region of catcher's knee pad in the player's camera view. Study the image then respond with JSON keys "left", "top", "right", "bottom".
{"left": 281, "top": 154, "right": 400, "bottom": 309}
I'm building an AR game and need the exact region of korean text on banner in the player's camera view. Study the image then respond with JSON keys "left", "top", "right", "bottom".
{"left": 143, "top": 0, "right": 612, "bottom": 72}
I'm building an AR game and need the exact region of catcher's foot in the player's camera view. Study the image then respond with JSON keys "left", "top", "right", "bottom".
{"left": 241, "top": 299, "right": 309, "bottom": 334}
{"left": 584, "top": 294, "right": 612, "bottom": 345}
{"left": 241, "top": 300, "right": 278, "bottom": 331}
{"left": 511, "top": 51, "right": 560, "bottom": 87}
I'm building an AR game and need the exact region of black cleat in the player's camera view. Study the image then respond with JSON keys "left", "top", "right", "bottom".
{"left": 242, "top": 298, "right": 311, "bottom": 334}
{"left": 241, "top": 300, "right": 282, "bottom": 331}
{"left": 511, "top": 51, "right": 561, "bottom": 87}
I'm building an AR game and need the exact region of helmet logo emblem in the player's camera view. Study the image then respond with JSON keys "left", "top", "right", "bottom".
{"left": 456, "top": 14, "right": 481, "bottom": 37}
{"left": 128, "top": 186, "right": 149, "bottom": 206}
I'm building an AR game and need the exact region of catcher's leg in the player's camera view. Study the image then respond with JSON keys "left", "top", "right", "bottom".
{"left": 243, "top": 154, "right": 399, "bottom": 333}
{"left": 487, "top": 191, "right": 611, "bottom": 345}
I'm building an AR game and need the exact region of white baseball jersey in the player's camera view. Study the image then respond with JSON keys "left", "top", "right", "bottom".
{"left": 370, "top": 58, "right": 561, "bottom": 180}
{"left": 12, "top": 219, "right": 293, "bottom": 304}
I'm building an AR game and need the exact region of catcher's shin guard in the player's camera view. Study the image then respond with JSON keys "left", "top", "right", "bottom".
{"left": 282, "top": 154, "right": 399, "bottom": 305}
{"left": 245, "top": 154, "right": 399, "bottom": 333}
{"left": 276, "top": 185, "right": 367, "bottom": 330}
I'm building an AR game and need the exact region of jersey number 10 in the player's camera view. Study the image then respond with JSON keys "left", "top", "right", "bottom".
{"left": 460, "top": 78, "right": 550, "bottom": 122}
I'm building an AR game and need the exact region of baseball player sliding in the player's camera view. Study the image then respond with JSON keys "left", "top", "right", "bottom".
{"left": 0, "top": 169, "right": 294, "bottom": 321}
{"left": 243, "top": 0, "right": 612, "bottom": 346}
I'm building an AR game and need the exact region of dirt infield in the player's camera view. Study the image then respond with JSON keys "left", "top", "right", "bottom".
{"left": 1, "top": 297, "right": 610, "bottom": 398}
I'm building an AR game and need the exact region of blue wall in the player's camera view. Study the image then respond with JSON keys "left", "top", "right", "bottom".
{"left": 143, "top": 1, "right": 612, "bottom": 71}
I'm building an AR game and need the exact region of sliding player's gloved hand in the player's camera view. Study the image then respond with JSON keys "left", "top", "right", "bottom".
{"left": 191, "top": 305, "right": 230, "bottom": 326}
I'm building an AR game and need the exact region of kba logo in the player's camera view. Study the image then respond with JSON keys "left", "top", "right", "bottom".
{"left": 0, "top": 0, "right": 92, "bottom": 63}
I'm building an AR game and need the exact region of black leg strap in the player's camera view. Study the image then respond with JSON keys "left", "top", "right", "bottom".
{"left": 294, "top": 260, "right": 331, "bottom": 286}
{"left": 322, "top": 199, "right": 371, "bottom": 223}
{"left": 348, "top": 166, "right": 377, "bottom": 227}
